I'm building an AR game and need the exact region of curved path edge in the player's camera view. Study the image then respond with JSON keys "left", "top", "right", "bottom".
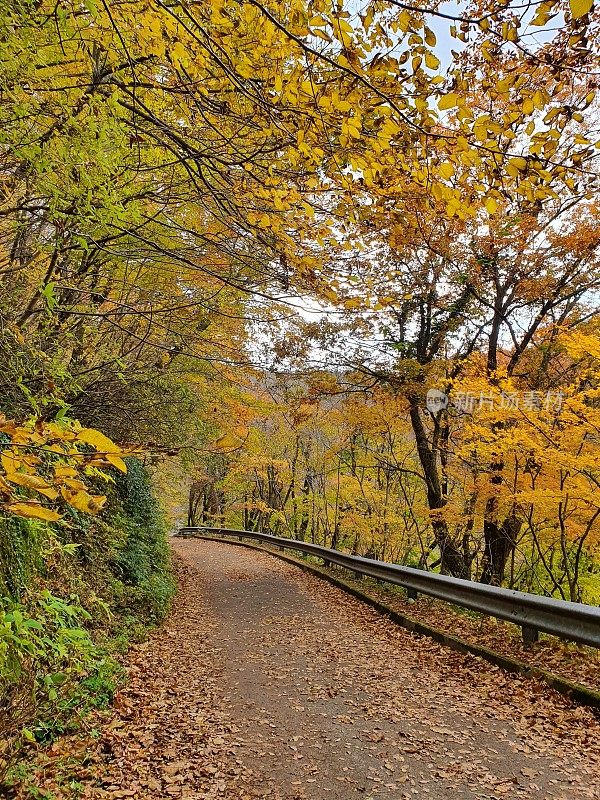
{"left": 178, "top": 533, "right": 600, "bottom": 712}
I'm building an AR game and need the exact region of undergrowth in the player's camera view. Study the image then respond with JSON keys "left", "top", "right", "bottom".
{"left": 0, "top": 457, "right": 174, "bottom": 790}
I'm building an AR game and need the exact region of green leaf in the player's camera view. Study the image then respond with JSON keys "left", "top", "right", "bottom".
{"left": 41, "top": 280, "right": 58, "bottom": 311}
{"left": 23, "top": 619, "right": 44, "bottom": 630}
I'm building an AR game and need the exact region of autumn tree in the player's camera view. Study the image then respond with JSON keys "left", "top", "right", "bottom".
{"left": 258, "top": 3, "right": 600, "bottom": 578}
{"left": 1, "top": 0, "right": 598, "bottom": 562}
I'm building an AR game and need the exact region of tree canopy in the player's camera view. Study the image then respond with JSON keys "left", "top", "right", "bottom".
{"left": 1, "top": 0, "right": 600, "bottom": 599}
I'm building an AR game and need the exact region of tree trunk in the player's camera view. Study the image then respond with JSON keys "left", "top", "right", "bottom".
{"left": 408, "top": 396, "right": 468, "bottom": 578}
{"left": 480, "top": 510, "right": 522, "bottom": 585}
{"left": 297, "top": 474, "right": 310, "bottom": 541}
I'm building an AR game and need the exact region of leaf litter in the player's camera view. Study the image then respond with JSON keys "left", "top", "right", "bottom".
{"left": 9, "top": 538, "right": 600, "bottom": 799}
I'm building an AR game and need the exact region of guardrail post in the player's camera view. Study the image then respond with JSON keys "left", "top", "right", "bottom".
{"left": 521, "top": 624, "right": 539, "bottom": 645}
{"left": 407, "top": 588, "right": 418, "bottom": 601}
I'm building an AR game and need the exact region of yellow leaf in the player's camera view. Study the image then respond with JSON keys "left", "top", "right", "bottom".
{"left": 105, "top": 454, "right": 128, "bottom": 473}
{"left": 213, "top": 433, "right": 243, "bottom": 452}
{"left": 496, "top": 77, "right": 513, "bottom": 93}
{"left": 1, "top": 451, "right": 20, "bottom": 475}
{"left": 312, "top": 28, "right": 332, "bottom": 41}
{"left": 54, "top": 465, "right": 78, "bottom": 478}
{"left": 508, "top": 156, "right": 528, "bottom": 171}
{"left": 398, "top": 10, "right": 411, "bottom": 32}
{"left": 533, "top": 89, "right": 548, "bottom": 110}
{"left": 7, "top": 502, "right": 62, "bottom": 522}
{"left": 425, "top": 52, "right": 440, "bottom": 70}
{"left": 438, "top": 93, "right": 459, "bottom": 111}
{"left": 522, "top": 98, "right": 534, "bottom": 115}
{"left": 501, "top": 22, "right": 518, "bottom": 41}
{"left": 76, "top": 428, "right": 122, "bottom": 455}
{"left": 61, "top": 478, "right": 88, "bottom": 491}
{"left": 570, "top": 0, "right": 593, "bottom": 18}
{"left": 62, "top": 488, "right": 107, "bottom": 514}
{"left": 46, "top": 422, "right": 76, "bottom": 441}
{"left": 485, "top": 197, "right": 498, "bottom": 215}
{"left": 438, "top": 162, "right": 455, "bottom": 180}
{"left": 5, "top": 472, "right": 59, "bottom": 500}
{"left": 424, "top": 27, "right": 436, "bottom": 46}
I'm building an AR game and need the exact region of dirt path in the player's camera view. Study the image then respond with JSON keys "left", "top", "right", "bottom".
{"left": 33, "top": 538, "right": 600, "bottom": 800}
{"left": 167, "top": 539, "right": 600, "bottom": 800}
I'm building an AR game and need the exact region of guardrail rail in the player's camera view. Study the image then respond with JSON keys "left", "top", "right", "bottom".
{"left": 177, "top": 526, "right": 600, "bottom": 648}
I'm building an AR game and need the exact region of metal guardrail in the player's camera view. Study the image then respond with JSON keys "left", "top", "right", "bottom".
{"left": 177, "top": 526, "right": 600, "bottom": 648}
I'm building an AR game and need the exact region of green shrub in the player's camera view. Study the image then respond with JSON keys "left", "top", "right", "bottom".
{"left": 0, "top": 455, "right": 175, "bottom": 780}
{"left": 109, "top": 457, "right": 175, "bottom": 622}
{"left": 0, "top": 589, "right": 98, "bottom": 752}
